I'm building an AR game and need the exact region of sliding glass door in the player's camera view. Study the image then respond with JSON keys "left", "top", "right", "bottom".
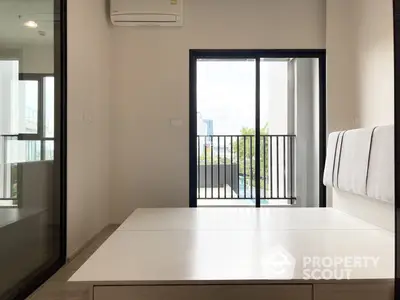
{"left": 259, "top": 58, "right": 297, "bottom": 206}
{"left": 0, "top": 0, "right": 66, "bottom": 299}
{"left": 195, "top": 58, "right": 256, "bottom": 206}
{"left": 189, "top": 50, "right": 326, "bottom": 208}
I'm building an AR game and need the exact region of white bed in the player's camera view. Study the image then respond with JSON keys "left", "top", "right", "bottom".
{"left": 69, "top": 208, "right": 394, "bottom": 300}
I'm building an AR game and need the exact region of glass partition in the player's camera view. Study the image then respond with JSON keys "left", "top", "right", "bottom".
{"left": 0, "top": 0, "right": 66, "bottom": 299}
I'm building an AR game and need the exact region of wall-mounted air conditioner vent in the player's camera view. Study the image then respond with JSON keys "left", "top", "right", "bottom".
{"left": 110, "top": 0, "right": 183, "bottom": 27}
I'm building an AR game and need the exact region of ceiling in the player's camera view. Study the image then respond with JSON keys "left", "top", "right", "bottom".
{"left": 0, "top": 0, "right": 55, "bottom": 46}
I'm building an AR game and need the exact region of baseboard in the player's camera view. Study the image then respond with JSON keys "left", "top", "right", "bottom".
{"left": 67, "top": 224, "right": 120, "bottom": 262}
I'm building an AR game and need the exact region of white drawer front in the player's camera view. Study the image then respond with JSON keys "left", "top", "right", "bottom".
{"left": 313, "top": 282, "right": 394, "bottom": 300}
{"left": 94, "top": 284, "right": 312, "bottom": 300}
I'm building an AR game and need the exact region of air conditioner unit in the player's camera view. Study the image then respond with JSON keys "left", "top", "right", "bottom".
{"left": 110, "top": 0, "right": 183, "bottom": 27}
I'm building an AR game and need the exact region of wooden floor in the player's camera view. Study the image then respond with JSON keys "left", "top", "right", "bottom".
{"left": 28, "top": 226, "right": 117, "bottom": 300}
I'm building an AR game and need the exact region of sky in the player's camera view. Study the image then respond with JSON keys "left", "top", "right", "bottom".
{"left": 197, "top": 60, "right": 255, "bottom": 135}
{"left": 197, "top": 60, "right": 288, "bottom": 135}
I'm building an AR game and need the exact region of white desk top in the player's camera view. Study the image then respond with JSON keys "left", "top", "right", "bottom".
{"left": 118, "top": 208, "right": 381, "bottom": 231}
{"left": 70, "top": 208, "right": 394, "bottom": 284}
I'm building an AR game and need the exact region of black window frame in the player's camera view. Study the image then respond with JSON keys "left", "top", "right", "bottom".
{"left": 18, "top": 73, "right": 56, "bottom": 161}
{"left": 393, "top": 0, "right": 399, "bottom": 297}
{"left": 189, "top": 49, "right": 327, "bottom": 208}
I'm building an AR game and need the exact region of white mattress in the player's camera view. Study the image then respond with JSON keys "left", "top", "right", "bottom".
{"left": 69, "top": 208, "right": 394, "bottom": 283}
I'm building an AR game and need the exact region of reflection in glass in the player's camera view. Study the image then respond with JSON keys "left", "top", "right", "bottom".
{"left": 45, "top": 140, "right": 54, "bottom": 160}
{"left": 0, "top": 0, "right": 63, "bottom": 299}
{"left": 19, "top": 80, "right": 39, "bottom": 134}
{"left": 44, "top": 76, "right": 55, "bottom": 138}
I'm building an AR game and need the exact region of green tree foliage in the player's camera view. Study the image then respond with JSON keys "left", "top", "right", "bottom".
{"left": 232, "top": 124, "right": 269, "bottom": 189}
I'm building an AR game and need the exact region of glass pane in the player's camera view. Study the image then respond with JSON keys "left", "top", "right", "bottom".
{"left": 0, "top": 60, "right": 19, "bottom": 135}
{"left": 260, "top": 58, "right": 321, "bottom": 207}
{"left": 260, "top": 59, "right": 290, "bottom": 206}
{"left": 45, "top": 141, "right": 54, "bottom": 160}
{"left": 196, "top": 59, "right": 256, "bottom": 207}
{"left": 0, "top": 0, "right": 62, "bottom": 298}
{"left": 44, "top": 76, "right": 55, "bottom": 138}
{"left": 6, "top": 140, "right": 41, "bottom": 163}
{"left": 19, "top": 80, "right": 39, "bottom": 134}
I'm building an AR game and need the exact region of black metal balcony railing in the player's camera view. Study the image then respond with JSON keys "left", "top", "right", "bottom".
{"left": 197, "top": 135, "right": 296, "bottom": 204}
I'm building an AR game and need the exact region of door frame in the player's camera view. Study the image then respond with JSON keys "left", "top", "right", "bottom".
{"left": 189, "top": 49, "right": 327, "bottom": 208}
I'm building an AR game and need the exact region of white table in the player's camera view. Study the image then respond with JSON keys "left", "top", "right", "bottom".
{"left": 69, "top": 208, "right": 394, "bottom": 300}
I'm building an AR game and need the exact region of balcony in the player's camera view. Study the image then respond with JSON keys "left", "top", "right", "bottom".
{"left": 0, "top": 135, "right": 54, "bottom": 207}
{"left": 197, "top": 135, "right": 296, "bottom": 206}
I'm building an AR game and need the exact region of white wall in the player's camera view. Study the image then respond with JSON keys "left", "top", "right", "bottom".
{"left": 0, "top": 44, "right": 53, "bottom": 74}
{"left": 67, "top": 0, "right": 111, "bottom": 257}
{"left": 326, "top": 0, "right": 394, "bottom": 230}
{"left": 21, "top": 44, "right": 54, "bottom": 74}
{"left": 326, "top": 0, "right": 393, "bottom": 131}
{"left": 109, "top": 0, "right": 327, "bottom": 223}
{"left": 326, "top": 0, "right": 359, "bottom": 133}
{"left": 353, "top": 0, "right": 394, "bottom": 127}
